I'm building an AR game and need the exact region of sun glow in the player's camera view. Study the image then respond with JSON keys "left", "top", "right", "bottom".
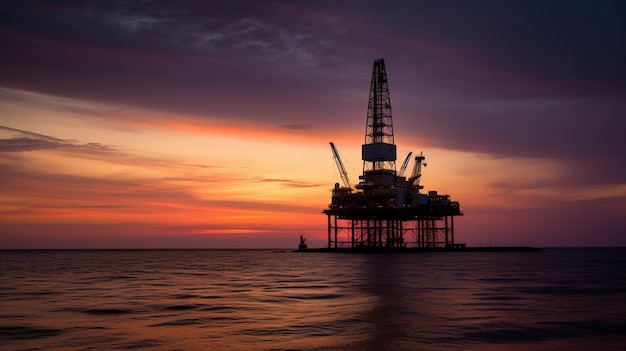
{"left": 0, "top": 89, "right": 343, "bottom": 247}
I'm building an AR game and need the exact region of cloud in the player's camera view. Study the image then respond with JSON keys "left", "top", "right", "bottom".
{"left": 180, "top": 163, "right": 223, "bottom": 169}
{"left": 0, "top": 1, "right": 366, "bottom": 126}
{"left": 3, "top": 1, "right": 623, "bottom": 140}
{"left": 252, "top": 177, "right": 325, "bottom": 188}
{"left": 0, "top": 155, "right": 321, "bottom": 222}
{"left": 1, "top": 1, "right": 625, "bottom": 249}
{"left": 0, "top": 136, "right": 65, "bottom": 152}
{"left": 379, "top": 1, "right": 626, "bottom": 91}
{"left": 393, "top": 93, "right": 626, "bottom": 187}
{"left": 0, "top": 1, "right": 346, "bottom": 67}
{"left": 280, "top": 124, "right": 315, "bottom": 131}
{"left": 0, "top": 125, "right": 118, "bottom": 153}
{"left": 0, "top": 126, "right": 324, "bottom": 225}
{"left": 0, "top": 125, "right": 68, "bottom": 152}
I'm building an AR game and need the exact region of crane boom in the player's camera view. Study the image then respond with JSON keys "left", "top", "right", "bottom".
{"left": 329, "top": 142, "right": 352, "bottom": 189}
{"left": 398, "top": 151, "right": 413, "bottom": 177}
{"left": 410, "top": 151, "right": 426, "bottom": 189}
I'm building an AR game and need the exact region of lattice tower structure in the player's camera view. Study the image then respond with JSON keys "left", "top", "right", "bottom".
{"left": 361, "top": 59, "right": 397, "bottom": 186}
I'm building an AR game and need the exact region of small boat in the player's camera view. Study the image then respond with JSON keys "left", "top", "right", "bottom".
{"left": 298, "top": 235, "right": 308, "bottom": 251}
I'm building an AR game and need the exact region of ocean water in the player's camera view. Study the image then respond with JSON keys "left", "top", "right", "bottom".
{"left": 1, "top": 248, "right": 625, "bottom": 351}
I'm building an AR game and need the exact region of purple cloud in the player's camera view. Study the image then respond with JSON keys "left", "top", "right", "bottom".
{"left": 0, "top": 125, "right": 117, "bottom": 153}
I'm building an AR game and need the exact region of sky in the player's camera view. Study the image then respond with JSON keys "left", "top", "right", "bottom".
{"left": 1, "top": 0, "right": 625, "bottom": 248}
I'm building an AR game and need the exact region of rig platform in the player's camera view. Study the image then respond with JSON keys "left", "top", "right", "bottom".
{"left": 304, "top": 58, "right": 537, "bottom": 253}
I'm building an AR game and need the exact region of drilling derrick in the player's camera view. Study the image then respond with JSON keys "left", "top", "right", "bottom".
{"left": 323, "top": 58, "right": 463, "bottom": 250}
{"left": 362, "top": 59, "right": 396, "bottom": 177}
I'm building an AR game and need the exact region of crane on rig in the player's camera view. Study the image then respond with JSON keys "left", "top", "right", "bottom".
{"left": 329, "top": 142, "right": 352, "bottom": 191}
{"left": 409, "top": 151, "right": 426, "bottom": 189}
{"left": 398, "top": 151, "right": 413, "bottom": 177}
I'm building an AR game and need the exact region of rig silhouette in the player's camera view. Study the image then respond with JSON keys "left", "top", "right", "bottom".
{"left": 322, "top": 58, "right": 464, "bottom": 250}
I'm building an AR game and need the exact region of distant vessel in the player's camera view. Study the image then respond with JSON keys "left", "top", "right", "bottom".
{"left": 298, "top": 235, "right": 308, "bottom": 251}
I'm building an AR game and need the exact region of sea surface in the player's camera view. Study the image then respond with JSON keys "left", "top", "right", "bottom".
{"left": 1, "top": 248, "right": 625, "bottom": 351}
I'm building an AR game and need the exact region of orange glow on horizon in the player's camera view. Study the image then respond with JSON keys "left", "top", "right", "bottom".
{"left": 2, "top": 86, "right": 624, "bottom": 248}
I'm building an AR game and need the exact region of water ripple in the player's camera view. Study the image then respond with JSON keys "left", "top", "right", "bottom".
{"left": 1, "top": 248, "right": 624, "bottom": 350}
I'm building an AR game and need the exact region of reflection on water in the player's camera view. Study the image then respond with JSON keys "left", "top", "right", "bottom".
{"left": 1, "top": 248, "right": 625, "bottom": 350}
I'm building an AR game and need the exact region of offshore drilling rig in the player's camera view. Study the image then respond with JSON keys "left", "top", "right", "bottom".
{"left": 323, "top": 59, "right": 463, "bottom": 250}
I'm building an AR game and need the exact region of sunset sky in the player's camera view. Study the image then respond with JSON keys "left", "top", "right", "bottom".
{"left": 1, "top": 1, "right": 625, "bottom": 248}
